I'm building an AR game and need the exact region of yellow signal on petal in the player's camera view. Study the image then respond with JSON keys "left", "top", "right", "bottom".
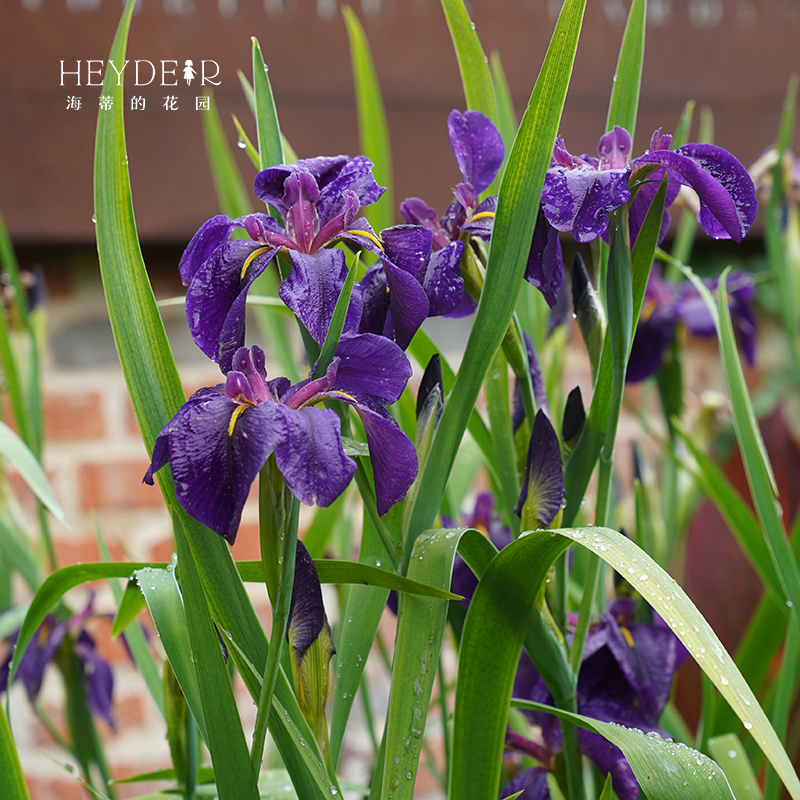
{"left": 240, "top": 246, "right": 273, "bottom": 281}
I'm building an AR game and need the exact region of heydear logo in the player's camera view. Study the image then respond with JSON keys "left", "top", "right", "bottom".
{"left": 59, "top": 59, "right": 221, "bottom": 86}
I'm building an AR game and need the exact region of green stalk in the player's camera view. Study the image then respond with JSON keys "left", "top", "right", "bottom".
{"left": 250, "top": 469, "right": 300, "bottom": 773}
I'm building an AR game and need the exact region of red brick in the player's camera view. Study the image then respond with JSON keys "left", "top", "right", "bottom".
{"left": 44, "top": 391, "right": 105, "bottom": 441}
{"left": 27, "top": 776, "right": 85, "bottom": 800}
{"left": 55, "top": 533, "right": 126, "bottom": 568}
{"left": 79, "top": 461, "right": 166, "bottom": 510}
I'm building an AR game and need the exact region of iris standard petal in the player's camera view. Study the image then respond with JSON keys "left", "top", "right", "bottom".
{"left": 315, "top": 155, "right": 385, "bottom": 226}
{"left": 357, "top": 265, "right": 389, "bottom": 338}
{"left": 633, "top": 144, "right": 758, "bottom": 242}
{"left": 447, "top": 109, "right": 504, "bottom": 194}
{"left": 381, "top": 225, "right": 433, "bottom": 276}
{"left": 272, "top": 404, "right": 357, "bottom": 508}
{"left": 542, "top": 165, "right": 632, "bottom": 243}
{"left": 254, "top": 156, "right": 350, "bottom": 216}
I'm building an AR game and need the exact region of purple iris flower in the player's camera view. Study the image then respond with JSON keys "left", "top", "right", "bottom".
{"left": 179, "top": 155, "right": 384, "bottom": 371}
{"left": 1, "top": 597, "right": 115, "bottom": 729}
{"left": 627, "top": 268, "right": 757, "bottom": 382}
{"left": 400, "top": 110, "right": 504, "bottom": 318}
{"left": 357, "top": 224, "right": 464, "bottom": 349}
{"left": 401, "top": 109, "right": 504, "bottom": 249}
{"left": 542, "top": 126, "right": 758, "bottom": 245}
{"left": 503, "top": 598, "right": 689, "bottom": 800}
{"left": 144, "top": 342, "right": 417, "bottom": 543}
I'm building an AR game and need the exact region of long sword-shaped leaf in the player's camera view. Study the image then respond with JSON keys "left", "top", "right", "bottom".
{"left": 512, "top": 698, "right": 736, "bottom": 800}
{"left": 174, "top": 519, "right": 259, "bottom": 800}
{"left": 93, "top": 4, "right": 335, "bottom": 796}
{"left": 252, "top": 38, "right": 284, "bottom": 171}
{"left": 688, "top": 267, "right": 800, "bottom": 620}
{"left": 440, "top": 0, "right": 497, "bottom": 124}
{"left": 0, "top": 703, "right": 31, "bottom": 800}
{"left": 605, "top": 0, "right": 646, "bottom": 139}
{"left": 0, "top": 421, "right": 66, "bottom": 524}
{"left": 403, "top": 0, "right": 586, "bottom": 564}
{"left": 555, "top": 526, "right": 800, "bottom": 800}
{"left": 384, "top": 528, "right": 493, "bottom": 799}
{"left": 134, "top": 564, "right": 208, "bottom": 744}
{"left": 343, "top": 6, "right": 393, "bottom": 233}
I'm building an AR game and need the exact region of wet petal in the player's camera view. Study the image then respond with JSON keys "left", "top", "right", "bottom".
{"left": 399, "top": 197, "right": 453, "bottom": 250}
{"left": 460, "top": 195, "right": 497, "bottom": 241}
{"left": 628, "top": 167, "right": 679, "bottom": 246}
{"left": 279, "top": 249, "right": 363, "bottom": 346}
{"left": 357, "top": 265, "right": 389, "bottom": 338}
{"left": 332, "top": 333, "right": 412, "bottom": 404}
{"left": 542, "top": 164, "right": 631, "bottom": 243}
{"left": 272, "top": 405, "right": 356, "bottom": 508}
{"left": 633, "top": 144, "right": 758, "bottom": 242}
{"left": 179, "top": 215, "right": 240, "bottom": 285}
{"left": 254, "top": 156, "right": 350, "bottom": 217}
{"left": 382, "top": 225, "right": 433, "bottom": 275}
{"left": 447, "top": 109, "right": 505, "bottom": 194}
{"left": 525, "top": 208, "right": 564, "bottom": 307}
{"left": 379, "top": 257, "right": 430, "bottom": 350}
{"left": 417, "top": 240, "right": 465, "bottom": 317}
{"left": 163, "top": 393, "right": 278, "bottom": 542}
{"left": 315, "top": 155, "right": 385, "bottom": 227}
{"left": 598, "top": 126, "right": 632, "bottom": 170}
{"left": 185, "top": 239, "right": 277, "bottom": 366}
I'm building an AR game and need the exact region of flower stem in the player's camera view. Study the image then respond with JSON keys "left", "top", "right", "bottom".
{"left": 250, "top": 469, "right": 299, "bottom": 774}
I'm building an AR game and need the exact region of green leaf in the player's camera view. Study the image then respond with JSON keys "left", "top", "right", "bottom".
{"left": 201, "top": 92, "right": 252, "bottom": 219}
{"left": 513, "top": 699, "right": 736, "bottom": 800}
{"left": 710, "top": 270, "right": 800, "bottom": 619}
{"left": 110, "top": 576, "right": 148, "bottom": 638}
{"left": 708, "top": 734, "right": 763, "bottom": 800}
{"left": 382, "top": 528, "right": 487, "bottom": 799}
{"left": 450, "top": 531, "right": 570, "bottom": 798}
{"left": 605, "top": 0, "right": 646, "bottom": 139}
{"left": 0, "top": 516, "right": 41, "bottom": 591}
{"left": 440, "top": 0, "right": 497, "bottom": 123}
{"left": 0, "top": 703, "right": 31, "bottom": 800}
{"left": 342, "top": 6, "right": 393, "bottom": 233}
{"left": 235, "top": 558, "right": 460, "bottom": 599}
{"left": 173, "top": 519, "right": 260, "bottom": 800}
{"left": 490, "top": 51, "right": 518, "bottom": 153}
{"left": 328, "top": 513, "right": 390, "bottom": 767}
{"left": 251, "top": 38, "right": 284, "bottom": 171}
{"left": 93, "top": 5, "right": 336, "bottom": 795}
{"left": 554, "top": 526, "right": 800, "bottom": 800}
{"left": 10, "top": 561, "right": 160, "bottom": 687}
{"left": 134, "top": 564, "right": 208, "bottom": 745}
{"left": 0, "top": 421, "right": 66, "bottom": 524}
{"left": 403, "top": 0, "right": 587, "bottom": 563}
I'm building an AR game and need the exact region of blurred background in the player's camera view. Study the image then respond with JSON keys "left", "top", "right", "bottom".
{"left": 1, "top": 0, "right": 799, "bottom": 797}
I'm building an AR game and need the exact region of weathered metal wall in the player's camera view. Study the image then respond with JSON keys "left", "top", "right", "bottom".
{"left": 1, "top": 0, "right": 798, "bottom": 243}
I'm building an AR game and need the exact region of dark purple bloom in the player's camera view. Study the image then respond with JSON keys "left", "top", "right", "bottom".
{"left": 179, "top": 155, "right": 384, "bottom": 371}
{"left": 287, "top": 541, "right": 335, "bottom": 734}
{"left": 514, "top": 410, "right": 564, "bottom": 528}
{"left": 144, "top": 342, "right": 417, "bottom": 542}
{"left": 357, "top": 225, "right": 464, "bottom": 349}
{"left": 505, "top": 598, "right": 689, "bottom": 800}
{"left": 627, "top": 268, "right": 757, "bottom": 382}
{"left": 542, "top": 126, "right": 757, "bottom": 245}
{"left": 1, "top": 598, "right": 115, "bottom": 729}
{"left": 400, "top": 109, "right": 504, "bottom": 250}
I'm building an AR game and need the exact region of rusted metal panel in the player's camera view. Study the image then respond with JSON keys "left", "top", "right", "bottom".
{"left": 1, "top": 0, "right": 798, "bottom": 243}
